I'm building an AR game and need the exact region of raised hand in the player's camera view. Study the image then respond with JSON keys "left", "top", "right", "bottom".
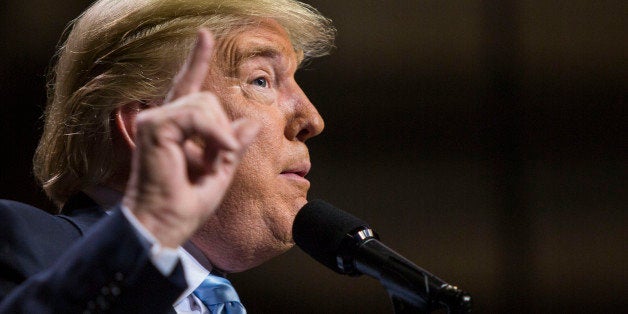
{"left": 122, "top": 29, "right": 259, "bottom": 248}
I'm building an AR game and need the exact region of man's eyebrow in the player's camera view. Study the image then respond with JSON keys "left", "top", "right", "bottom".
{"left": 239, "top": 45, "right": 281, "bottom": 59}
{"left": 233, "top": 43, "right": 303, "bottom": 69}
{"left": 235, "top": 45, "right": 282, "bottom": 64}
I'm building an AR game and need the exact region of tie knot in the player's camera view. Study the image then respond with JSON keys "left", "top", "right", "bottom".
{"left": 193, "top": 274, "right": 246, "bottom": 314}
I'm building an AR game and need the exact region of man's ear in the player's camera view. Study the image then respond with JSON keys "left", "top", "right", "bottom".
{"left": 114, "top": 101, "right": 145, "bottom": 150}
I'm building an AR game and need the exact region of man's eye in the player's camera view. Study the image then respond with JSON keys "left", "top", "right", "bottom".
{"left": 251, "top": 77, "right": 268, "bottom": 88}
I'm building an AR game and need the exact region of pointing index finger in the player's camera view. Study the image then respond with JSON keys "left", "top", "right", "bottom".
{"left": 165, "top": 28, "right": 215, "bottom": 102}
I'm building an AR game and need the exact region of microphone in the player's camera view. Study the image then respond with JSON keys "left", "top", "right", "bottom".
{"left": 292, "top": 199, "right": 471, "bottom": 313}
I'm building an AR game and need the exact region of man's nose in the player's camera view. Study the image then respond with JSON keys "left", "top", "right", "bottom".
{"left": 285, "top": 86, "right": 325, "bottom": 142}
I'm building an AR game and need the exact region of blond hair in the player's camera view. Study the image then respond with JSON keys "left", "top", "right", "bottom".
{"left": 33, "top": 0, "right": 335, "bottom": 207}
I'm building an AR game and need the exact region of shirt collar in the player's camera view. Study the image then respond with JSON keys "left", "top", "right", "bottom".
{"left": 175, "top": 248, "right": 211, "bottom": 306}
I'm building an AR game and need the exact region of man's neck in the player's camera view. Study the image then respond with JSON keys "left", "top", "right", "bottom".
{"left": 183, "top": 241, "right": 219, "bottom": 275}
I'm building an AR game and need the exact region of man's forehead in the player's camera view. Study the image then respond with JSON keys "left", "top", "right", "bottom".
{"left": 237, "top": 37, "right": 300, "bottom": 62}
{"left": 224, "top": 21, "right": 303, "bottom": 67}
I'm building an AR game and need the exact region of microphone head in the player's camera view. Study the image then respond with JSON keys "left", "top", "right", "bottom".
{"left": 292, "top": 199, "right": 372, "bottom": 275}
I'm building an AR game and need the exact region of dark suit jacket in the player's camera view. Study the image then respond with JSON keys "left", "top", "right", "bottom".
{"left": 0, "top": 193, "right": 187, "bottom": 313}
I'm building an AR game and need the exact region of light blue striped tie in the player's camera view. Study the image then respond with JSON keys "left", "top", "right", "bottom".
{"left": 192, "top": 274, "right": 246, "bottom": 314}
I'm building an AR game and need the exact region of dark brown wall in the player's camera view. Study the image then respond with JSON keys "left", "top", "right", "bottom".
{"left": 1, "top": 1, "right": 625, "bottom": 313}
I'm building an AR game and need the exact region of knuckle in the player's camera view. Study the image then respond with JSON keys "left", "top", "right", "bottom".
{"left": 135, "top": 111, "right": 155, "bottom": 129}
{"left": 135, "top": 109, "right": 169, "bottom": 134}
{"left": 179, "top": 93, "right": 221, "bottom": 116}
{"left": 191, "top": 92, "right": 220, "bottom": 108}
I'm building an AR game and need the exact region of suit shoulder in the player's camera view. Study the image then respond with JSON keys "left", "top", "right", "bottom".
{"left": 0, "top": 199, "right": 54, "bottom": 219}
{"left": 0, "top": 198, "right": 81, "bottom": 239}
{"left": 0, "top": 199, "right": 82, "bottom": 274}
{"left": 0, "top": 200, "right": 71, "bottom": 232}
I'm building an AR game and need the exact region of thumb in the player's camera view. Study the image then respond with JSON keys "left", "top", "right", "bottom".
{"left": 232, "top": 119, "right": 260, "bottom": 154}
{"left": 201, "top": 118, "right": 258, "bottom": 175}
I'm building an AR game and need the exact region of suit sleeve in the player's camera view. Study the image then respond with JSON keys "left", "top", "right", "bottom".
{"left": 0, "top": 209, "right": 187, "bottom": 314}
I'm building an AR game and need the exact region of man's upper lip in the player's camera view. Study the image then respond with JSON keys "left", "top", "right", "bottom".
{"left": 281, "top": 162, "right": 311, "bottom": 177}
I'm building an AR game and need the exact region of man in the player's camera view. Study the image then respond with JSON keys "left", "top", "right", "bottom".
{"left": 0, "top": 0, "right": 334, "bottom": 312}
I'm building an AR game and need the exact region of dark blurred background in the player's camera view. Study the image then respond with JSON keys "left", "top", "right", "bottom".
{"left": 0, "top": 0, "right": 625, "bottom": 313}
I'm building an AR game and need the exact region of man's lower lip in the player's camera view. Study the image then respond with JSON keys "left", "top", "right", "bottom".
{"left": 280, "top": 173, "right": 310, "bottom": 183}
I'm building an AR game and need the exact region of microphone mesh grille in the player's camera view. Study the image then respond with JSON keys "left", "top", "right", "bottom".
{"left": 292, "top": 199, "right": 370, "bottom": 274}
